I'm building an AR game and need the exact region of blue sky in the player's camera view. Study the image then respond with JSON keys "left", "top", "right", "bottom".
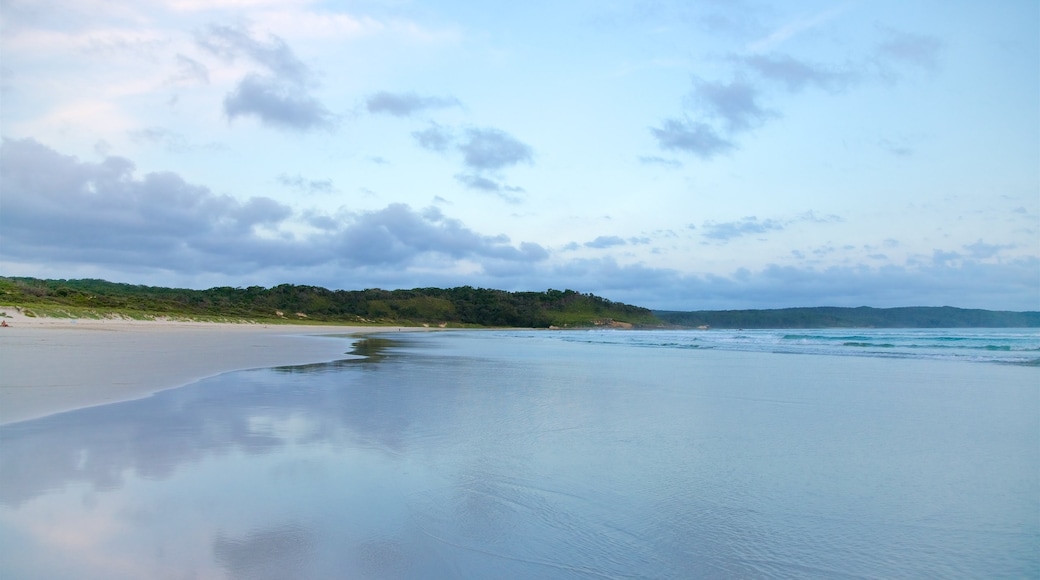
{"left": 1, "top": 0, "right": 1037, "bottom": 310}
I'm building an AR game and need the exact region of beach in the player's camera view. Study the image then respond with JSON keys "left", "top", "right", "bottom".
{"left": 0, "top": 326, "right": 1036, "bottom": 577}
{"left": 0, "top": 328, "right": 1035, "bottom": 578}
{"left": 0, "top": 309, "right": 401, "bottom": 425}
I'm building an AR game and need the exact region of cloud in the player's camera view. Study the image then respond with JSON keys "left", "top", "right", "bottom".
{"left": 653, "top": 22, "right": 943, "bottom": 161}
{"left": 223, "top": 74, "right": 334, "bottom": 131}
{"left": 457, "top": 128, "right": 533, "bottom": 171}
{"left": 649, "top": 119, "right": 734, "bottom": 158}
{"left": 796, "top": 211, "right": 844, "bottom": 224}
{"left": 698, "top": 212, "right": 841, "bottom": 242}
{"left": 0, "top": 139, "right": 547, "bottom": 277}
{"left": 875, "top": 28, "right": 942, "bottom": 72}
{"left": 413, "top": 125, "right": 534, "bottom": 195}
{"left": 877, "top": 138, "right": 913, "bottom": 157}
{"left": 701, "top": 216, "right": 785, "bottom": 241}
{"left": 196, "top": 24, "right": 334, "bottom": 131}
{"left": 336, "top": 204, "right": 549, "bottom": 266}
{"left": 650, "top": 79, "right": 771, "bottom": 158}
{"left": 196, "top": 23, "right": 309, "bottom": 84}
{"left": 638, "top": 155, "right": 683, "bottom": 169}
{"left": 414, "top": 125, "right": 534, "bottom": 168}
{"left": 366, "top": 91, "right": 460, "bottom": 117}
{"left": 687, "top": 78, "right": 775, "bottom": 132}
{"left": 412, "top": 124, "right": 454, "bottom": 152}
{"left": 738, "top": 53, "right": 853, "bottom": 92}
{"left": 584, "top": 236, "right": 627, "bottom": 249}
{"left": 453, "top": 173, "right": 524, "bottom": 202}
{"left": 963, "top": 239, "right": 1015, "bottom": 260}
{"left": 0, "top": 138, "right": 294, "bottom": 273}
{"left": 276, "top": 173, "right": 335, "bottom": 195}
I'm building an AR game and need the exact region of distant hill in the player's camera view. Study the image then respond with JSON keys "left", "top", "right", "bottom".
{"left": 0, "top": 277, "right": 659, "bottom": 328}
{"left": 655, "top": 306, "right": 1040, "bottom": 328}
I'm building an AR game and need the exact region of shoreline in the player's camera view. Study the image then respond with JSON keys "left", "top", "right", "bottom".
{"left": 0, "top": 309, "right": 422, "bottom": 425}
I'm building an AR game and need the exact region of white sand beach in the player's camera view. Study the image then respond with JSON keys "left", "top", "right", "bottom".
{"left": 0, "top": 309, "right": 406, "bottom": 425}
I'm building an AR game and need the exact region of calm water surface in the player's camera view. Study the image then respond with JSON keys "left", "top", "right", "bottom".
{"left": 1, "top": 329, "right": 1037, "bottom": 579}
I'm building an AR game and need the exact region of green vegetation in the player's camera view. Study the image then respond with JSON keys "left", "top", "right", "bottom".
{"left": 0, "top": 277, "right": 660, "bottom": 328}
{"left": 655, "top": 306, "right": 1040, "bottom": 328}
{"left": 5, "top": 277, "right": 1033, "bottom": 329}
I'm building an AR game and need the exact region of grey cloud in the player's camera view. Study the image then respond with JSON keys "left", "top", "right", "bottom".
{"left": 878, "top": 138, "right": 913, "bottom": 157}
{"left": 366, "top": 91, "right": 460, "bottom": 117}
{"left": 337, "top": 204, "right": 547, "bottom": 266}
{"left": 649, "top": 67, "right": 784, "bottom": 160}
{"left": 412, "top": 124, "right": 454, "bottom": 152}
{"left": 739, "top": 53, "right": 853, "bottom": 93}
{"left": 652, "top": 24, "right": 943, "bottom": 161}
{"left": 931, "top": 250, "right": 962, "bottom": 265}
{"left": 457, "top": 128, "right": 533, "bottom": 171}
{"left": 687, "top": 78, "right": 775, "bottom": 132}
{"left": 699, "top": 212, "right": 837, "bottom": 242}
{"left": 196, "top": 24, "right": 309, "bottom": 83}
{"left": 277, "top": 173, "right": 336, "bottom": 195}
{"left": 454, "top": 173, "right": 525, "bottom": 204}
{"left": 414, "top": 125, "right": 533, "bottom": 195}
{"left": 224, "top": 74, "right": 334, "bottom": 131}
{"left": 305, "top": 212, "right": 339, "bottom": 231}
{"left": 876, "top": 28, "right": 942, "bottom": 72}
{"left": 963, "top": 239, "right": 1014, "bottom": 259}
{"left": 0, "top": 139, "right": 547, "bottom": 278}
{"left": 9, "top": 141, "right": 1029, "bottom": 312}
{"left": 650, "top": 119, "right": 734, "bottom": 158}
{"left": 701, "top": 216, "right": 784, "bottom": 241}
{"left": 584, "top": 236, "right": 627, "bottom": 249}
{"left": 93, "top": 140, "right": 112, "bottom": 157}
{"left": 454, "top": 173, "right": 499, "bottom": 191}
{"left": 196, "top": 25, "right": 332, "bottom": 132}
{"left": 0, "top": 138, "right": 296, "bottom": 273}
{"left": 796, "top": 211, "right": 844, "bottom": 224}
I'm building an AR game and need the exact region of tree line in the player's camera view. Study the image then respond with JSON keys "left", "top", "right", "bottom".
{"left": 654, "top": 306, "right": 1040, "bottom": 328}
{"left": 0, "top": 277, "right": 660, "bottom": 328}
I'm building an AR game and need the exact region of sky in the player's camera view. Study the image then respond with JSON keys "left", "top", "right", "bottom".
{"left": 1, "top": 0, "right": 1037, "bottom": 310}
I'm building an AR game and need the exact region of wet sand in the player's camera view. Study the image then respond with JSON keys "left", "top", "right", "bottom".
{"left": 0, "top": 309, "right": 408, "bottom": 425}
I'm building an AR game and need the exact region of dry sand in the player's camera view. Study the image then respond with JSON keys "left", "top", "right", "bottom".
{"left": 0, "top": 308, "right": 410, "bottom": 425}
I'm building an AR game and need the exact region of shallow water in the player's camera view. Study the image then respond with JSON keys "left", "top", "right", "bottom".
{"left": 1, "top": 330, "right": 1037, "bottom": 578}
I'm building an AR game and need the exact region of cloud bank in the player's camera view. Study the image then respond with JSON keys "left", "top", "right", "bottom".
{"left": 0, "top": 139, "right": 546, "bottom": 277}
{"left": 2, "top": 139, "right": 1034, "bottom": 311}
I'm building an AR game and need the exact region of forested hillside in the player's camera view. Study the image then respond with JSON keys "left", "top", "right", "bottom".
{"left": 655, "top": 306, "right": 1040, "bottom": 328}
{"left": 0, "top": 277, "right": 659, "bottom": 328}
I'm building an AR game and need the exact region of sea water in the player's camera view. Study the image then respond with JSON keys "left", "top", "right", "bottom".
{"left": 0, "top": 329, "right": 1037, "bottom": 579}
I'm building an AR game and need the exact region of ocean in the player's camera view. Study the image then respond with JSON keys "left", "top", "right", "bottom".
{"left": 1, "top": 328, "right": 1037, "bottom": 578}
